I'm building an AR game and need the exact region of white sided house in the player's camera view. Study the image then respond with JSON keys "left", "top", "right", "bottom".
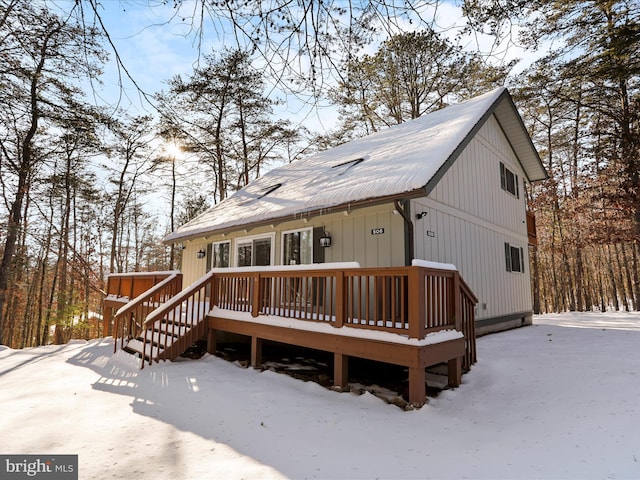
{"left": 165, "top": 87, "right": 547, "bottom": 335}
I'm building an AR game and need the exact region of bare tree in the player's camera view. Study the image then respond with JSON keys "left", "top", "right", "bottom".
{"left": 80, "top": 0, "right": 448, "bottom": 102}
{"left": 330, "top": 30, "right": 512, "bottom": 138}
{"left": 0, "top": 0, "right": 105, "bottom": 344}
{"left": 103, "top": 115, "right": 156, "bottom": 273}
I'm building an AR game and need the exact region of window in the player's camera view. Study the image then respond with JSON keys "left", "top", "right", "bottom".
{"left": 304, "top": 157, "right": 365, "bottom": 189}
{"left": 500, "top": 162, "right": 520, "bottom": 198}
{"left": 331, "top": 157, "right": 364, "bottom": 175}
{"left": 240, "top": 183, "right": 282, "bottom": 206}
{"left": 282, "top": 229, "right": 313, "bottom": 265}
{"left": 236, "top": 234, "right": 273, "bottom": 267}
{"left": 206, "top": 241, "right": 230, "bottom": 270}
{"left": 505, "top": 243, "right": 524, "bottom": 273}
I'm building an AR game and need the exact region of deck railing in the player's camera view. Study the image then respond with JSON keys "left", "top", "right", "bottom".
{"left": 103, "top": 271, "right": 182, "bottom": 336}
{"left": 211, "top": 265, "right": 478, "bottom": 369}
{"left": 105, "top": 271, "right": 181, "bottom": 300}
{"left": 139, "top": 272, "right": 214, "bottom": 366}
{"left": 112, "top": 272, "right": 183, "bottom": 353}
{"left": 108, "top": 265, "right": 477, "bottom": 370}
{"left": 459, "top": 279, "right": 477, "bottom": 368}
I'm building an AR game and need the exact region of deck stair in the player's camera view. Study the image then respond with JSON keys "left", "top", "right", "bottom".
{"left": 107, "top": 265, "right": 478, "bottom": 404}
{"left": 122, "top": 307, "right": 203, "bottom": 363}
{"left": 112, "top": 271, "right": 211, "bottom": 367}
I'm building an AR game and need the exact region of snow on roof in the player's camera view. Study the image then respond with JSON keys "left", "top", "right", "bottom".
{"left": 165, "top": 87, "right": 544, "bottom": 243}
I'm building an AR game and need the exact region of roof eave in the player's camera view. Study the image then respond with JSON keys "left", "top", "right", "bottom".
{"left": 423, "top": 89, "right": 548, "bottom": 194}
{"left": 494, "top": 91, "right": 548, "bottom": 183}
{"left": 163, "top": 188, "right": 427, "bottom": 245}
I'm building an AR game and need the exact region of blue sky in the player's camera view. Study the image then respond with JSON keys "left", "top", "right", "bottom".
{"left": 94, "top": 0, "right": 346, "bottom": 131}
{"left": 89, "top": 1, "right": 543, "bottom": 134}
{"left": 92, "top": 2, "right": 218, "bottom": 113}
{"left": 48, "top": 1, "right": 547, "bottom": 231}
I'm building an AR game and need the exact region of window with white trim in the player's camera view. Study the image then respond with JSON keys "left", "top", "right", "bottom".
{"left": 235, "top": 234, "right": 274, "bottom": 267}
{"left": 505, "top": 243, "right": 525, "bottom": 273}
{"left": 500, "top": 162, "right": 520, "bottom": 198}
{"left": 282, "top": 228, "right": 313, "bottom": 265}
{"left": 206, "top": 241, "right": 230, "bottom": 270}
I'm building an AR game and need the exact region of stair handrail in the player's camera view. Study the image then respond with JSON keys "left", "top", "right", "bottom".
{"left": 140, "top": 269, "right": 219, "bottom": 367}
{"left": 113, "top": 271, "right": 182, "bottom": 353}
{"left": 458, "top": 274, "right": 478, "bottom": 369}
{"left": 142, "top": 269, "right": 217, "bottom": 328}
{"left": 115, "top": 271, "right": 183, "bottom": 318}
{"left": 458, "top": 275, "right": 478, "bottom": 305}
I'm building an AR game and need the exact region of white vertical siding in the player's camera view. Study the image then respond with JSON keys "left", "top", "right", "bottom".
{"left": 323, "top": 205, "right": 405, "bottom": 267}
{"left": 429, "top": 116, "right": 528, "bottom": 237}
{"left": 413, "top": 114, "right": 532, "bottom": 320}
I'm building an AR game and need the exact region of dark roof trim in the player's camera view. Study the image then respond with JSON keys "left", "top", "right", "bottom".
{"left": 423, "top": 89, "right": 547, "bottom": 196}
{"left": 496, "top": 92, "right": 549, "bottom": 183}
{"left": 423, "top": 91, "right": 503, "bottom": 196}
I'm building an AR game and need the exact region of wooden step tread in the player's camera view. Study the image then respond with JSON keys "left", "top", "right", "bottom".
{"left": 124, "top": 339, "right": 163, "bottom": 360}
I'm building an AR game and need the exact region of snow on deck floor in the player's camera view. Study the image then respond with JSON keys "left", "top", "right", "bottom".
{"left": 0, "top": 312, "right": 639, "bottom": 479}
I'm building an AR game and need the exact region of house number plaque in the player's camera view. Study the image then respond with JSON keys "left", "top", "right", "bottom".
{"left": 371, "top": 228, "right": 385, "bottom": 235}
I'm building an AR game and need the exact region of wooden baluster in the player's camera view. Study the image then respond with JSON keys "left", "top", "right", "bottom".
{"left": 334, "top": 271, "right": 344, "bottom": 328}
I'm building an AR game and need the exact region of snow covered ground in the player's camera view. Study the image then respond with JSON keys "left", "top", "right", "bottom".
{"left": 1, "top": 312, "right": 639, "bottom": 480}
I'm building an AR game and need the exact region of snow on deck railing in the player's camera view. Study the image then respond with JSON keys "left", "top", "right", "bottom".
{"left": 111, "top": 272, "right": 183, "bottom": 354}
{"left": 107, "top": 264, "right": 478, "bottom": 370}
{"left": 209, "top": 262, "right": 361, "bottom": 274}
{"left": 210, "top": 264, "right": 474, "bottom": 340}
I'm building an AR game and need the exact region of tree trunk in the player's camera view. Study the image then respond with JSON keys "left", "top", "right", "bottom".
{"left": 633, "top": 241, "right": 640, "bottom": 310}
{"left": 606, "top": 244, "right": 620, "bottom": 311}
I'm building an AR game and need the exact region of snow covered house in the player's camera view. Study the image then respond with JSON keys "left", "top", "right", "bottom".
{"left": 166, "top": 87, "right": 546, "bottom": 333}
{"left": 104, "top": 87, "right": 545, "bottom": 406}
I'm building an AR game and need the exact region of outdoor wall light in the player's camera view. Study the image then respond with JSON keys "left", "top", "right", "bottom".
{"left": 197, "top": 249, "right": 206, "bottom": 259}
{"left": 319, "top": 232, "right": 332, "bottom": 248}
{"left": 415, "top": 211, "right": 428, "bottom": 220}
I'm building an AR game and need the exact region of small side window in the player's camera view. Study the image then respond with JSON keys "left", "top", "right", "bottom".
{"left": 504, "top": 243, "right": 524, "bottom": 273}
{"left": 282, "top": 229, "right": 313, "bottom": 265}
{"left": 500, "top": 162, "right": 520, "bottom": 199}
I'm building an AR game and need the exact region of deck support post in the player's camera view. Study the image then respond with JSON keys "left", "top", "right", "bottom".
{"left": 447, "top": 356, "right": 462, "bottom": 387}
{"left": 103, "top": 307, "right": 112, "bottom": 337}
{"left": 407, "top": 268, "right": 426, "bottom": 339}
{"left": 334, "top": 353, "right": 349, "bottom": 388}
{"left": 251, "top": 336, "right": 262, "bottom": 367}
{"left": 207, "top": 329, "right": 217, "bottom": 355}
{"left": 408, "top": 366, "right": 426, "bottom": 406}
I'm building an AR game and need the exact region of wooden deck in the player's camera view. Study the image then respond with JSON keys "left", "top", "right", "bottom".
{"left": 104, "top": 265, "right": 477, "bottom": 406}
{"left": 103, "top": 271, "right": 183, "bottom": 337}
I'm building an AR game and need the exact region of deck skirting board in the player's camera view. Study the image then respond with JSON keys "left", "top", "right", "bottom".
{"left": 207, "top": 314, "right": 465, "bottom": 406}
